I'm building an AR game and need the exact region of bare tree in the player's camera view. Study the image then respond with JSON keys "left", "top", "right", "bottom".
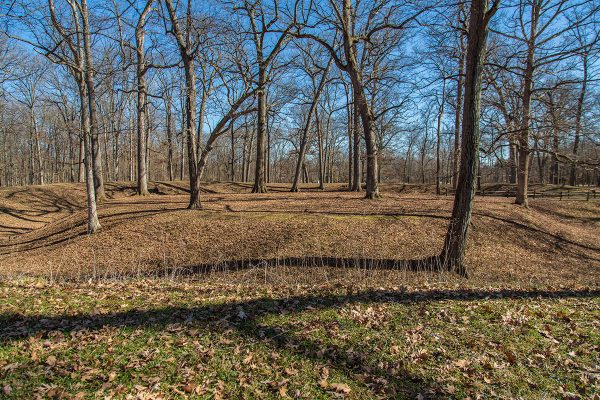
{"left": 290, "top": 48, "right": 332, "bottom": 192}
{"left": 163, "top": 0, "right": 202, "bottom": 208}
{"left": 234, "top": 0, "right": 296, "bottom": 193}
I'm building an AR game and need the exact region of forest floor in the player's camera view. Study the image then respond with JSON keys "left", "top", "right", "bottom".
{"left": 0, "top": 181, "right": 599, "bottom": 399}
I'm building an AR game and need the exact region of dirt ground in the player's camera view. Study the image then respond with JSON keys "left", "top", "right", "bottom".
{"left": 0, "top": 181, "right": 598, "bottom": 288}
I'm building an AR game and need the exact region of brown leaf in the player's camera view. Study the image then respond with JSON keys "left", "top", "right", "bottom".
{"left": 278, "top": 385, "right": 288, "bottom": 397}
{"left": 454, "top": 359, "right": 469, "bottom": 370}
{"left": 45, "top": 356, "right": 57, "bottom": 367}
{"left": 502, "top": 348, "right": 517, "bottom": 364}
{"left": 330, "top": 383, "right": 351, "bottom": 394}
{"left": 183, "top": 383, "right": 196, "bottom": 393}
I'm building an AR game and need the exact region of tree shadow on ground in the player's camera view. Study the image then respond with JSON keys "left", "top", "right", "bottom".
{"left": 163, "top": 257, "right": 446, "bottom": 278}
{"left": 1, "top": 288, "right": 598, "bottom": 398}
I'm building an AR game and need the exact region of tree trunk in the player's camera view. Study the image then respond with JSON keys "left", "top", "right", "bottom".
{"left": 291, "top": 59, "right": 331, "bottom": 192}
{"left": 252, "top": 67, "right": 268, "bottom": 193}
{"left": 315, "top": 111, "right": 325, "bottom": 189}
{"left": 78, "top": 80, "right": 100, "bottom": 234}
{"left": 453, "top": 14, "right": 465, "bottom": 190}
{"left": 351, "top": 98, "right": 361, "bottom": 191}
{"left": 136, "top": 59, "right": 149, "bottom": 195}
{"left": 440, "top": 0, "right": 497, "bottom": 276}
{"left": 515, "top": 2, "right": 538, "bottom": 207}
{"left": 436, "top": 79, "right": 446, "bottom": 195}
{"left": 346, "top": 85, "right": 353, "bottom": 190}
{"left": 30, "top": 107, "right": 44, "bottom": 185}
{"left": 164, "top": 0, "right": 201, "bottom": 208}
{"left": 508, "top": 136, "right": 516, "bottom": 184}
{"left": 550, "top": 127, "right": 559, "bottom": 185}
{"left": 81, "top": 0, "right": 105, "bottom": 201}
{"left": 166, "top": 95, "right": 174, "bottom": 181}
{"left": 184, "top": 58, "right": 201, "bottom": 208}
{"left": 342, "top": 0, "right": 377, "bottom": 197}
{"left": 570, "top": 54, "right": 587, "bottom": 186}
{"left": 230, "top": 122, "right": 235, "bottom": 181}
{"left": 135, "top": 2, "right": 153, "bottom": 195}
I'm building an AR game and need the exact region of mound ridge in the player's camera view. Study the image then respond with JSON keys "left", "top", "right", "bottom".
{"left": 0, "top": 181, "right": 598, "bottom": 287}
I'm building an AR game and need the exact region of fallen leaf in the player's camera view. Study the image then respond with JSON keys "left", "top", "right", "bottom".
{"left": 330, "top": 383, "right": 351, "bottom": 394}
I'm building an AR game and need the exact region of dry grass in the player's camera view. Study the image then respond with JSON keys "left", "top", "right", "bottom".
{"left": 0, "top": 180, "right": 598, "bottom": 289}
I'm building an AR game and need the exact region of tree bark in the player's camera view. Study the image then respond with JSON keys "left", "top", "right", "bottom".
{"left": 78, "top": 80, "right": 100, "bottom": 233}
{"left": 341, "top": 0, "right": 378, "bottom": 198}
{"left": 351, "top": 97, "right": 361, "bottom": 191}
{"left": 453, "top": 36, "right": 464, "bottom": 189}
{"left": 436, "top": 79, "right": 446, "bottom": 195}
{"left": 81, "top": 0, "right": 105, "bottom": 201}
{"left": 30, "top": 106, "right": 44, "bottom": 185}
{"left": 515, "top": 1, "right": 539, "bottom": 207}
{"left": 230, "top": 122, "right": 235, "bottom": 181}
{"left": 165, "top": 94, "right": 174, "bottom": 181}
{"left": 570, "top": 53, "right": 587, "bottom": 186}
{"left": 345, "top": 83, "right": 353, "bottom": 190}
{"left": 253, "top": 67, "right": 268, "bottom": 193}
{"left": 439, "top": 0, "right": 498, "bottom": 276}
{"left": 164, "top": 0, "right": 201, "bottom": 209}
{"left": 135, "top": 1, "right": 153, "bottom": 195}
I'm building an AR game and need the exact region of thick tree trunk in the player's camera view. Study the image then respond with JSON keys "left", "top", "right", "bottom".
{"left": 350, "top": 78, "right": 379, "bottom": 198}
{"left": 196, "top": 91, "right": 207, "bottom": 160}
{"left": 440, "top": 0, "right": 497, "bottom": 276}
{"left": 341, "top": 0, "right": 377, "bottom": 197}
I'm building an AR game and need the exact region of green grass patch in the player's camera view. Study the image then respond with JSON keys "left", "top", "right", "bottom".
{"left": 1, "top": 281, "right": 598, "bottom": 399}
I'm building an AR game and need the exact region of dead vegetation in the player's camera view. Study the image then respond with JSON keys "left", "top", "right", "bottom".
{"left": 0, "top": 181, "right": 598, "bottom": 289}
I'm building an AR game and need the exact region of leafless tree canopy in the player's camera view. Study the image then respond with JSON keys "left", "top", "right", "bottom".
{"left": 0, "top": 0, "right": 598, "bottom": 227}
